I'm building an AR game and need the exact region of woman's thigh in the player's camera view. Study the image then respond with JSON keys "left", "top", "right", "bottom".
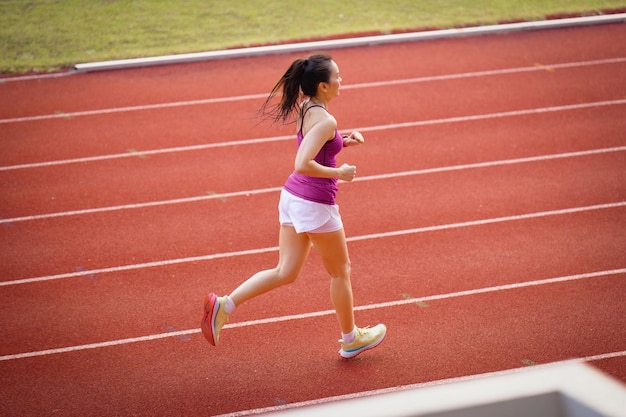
{"left": 307, "top": 228, "right": 350, "bottom": 278}
{"left": 277, "top": 225, "right": 312, "bottom": 279}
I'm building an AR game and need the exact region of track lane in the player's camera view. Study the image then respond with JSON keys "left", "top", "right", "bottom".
{"left": 2, "top": 59, "right": 624, "bottom": 167}
{"left": 1, "top": 147, "right": 624, "bottom": 280}
{"left": 1, "top": 202, "right": 624, "bottom": 354}
{"left": 1, "top": 102, "right": 624, "bottom": 218}
{"left": 1, "top": 273, "right": 624, "bottom": 416}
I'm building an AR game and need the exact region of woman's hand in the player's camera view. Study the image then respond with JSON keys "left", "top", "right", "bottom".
{"left": 337, "top": 163, "right": 357, "bottom": 181}
{"left": 342, "top": 131, "right": 365, "bottom": 147}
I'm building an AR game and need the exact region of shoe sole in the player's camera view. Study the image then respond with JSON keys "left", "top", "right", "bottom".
{"left": 201, "top": 293, "right": 218, "bottom": 346}
{"left": 339, "top": 329, "right": 386, "bottom": 359}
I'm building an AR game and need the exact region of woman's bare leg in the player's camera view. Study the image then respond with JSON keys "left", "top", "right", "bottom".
{"left": 308, "top": 228, "right": 355, "bottom": 334}
{"left": 229, "top": 225, "right": 311, "bottom": 306}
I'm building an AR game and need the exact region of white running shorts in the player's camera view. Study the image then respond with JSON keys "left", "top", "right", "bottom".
{"left": 278, "top": 188, "right": 343, "bottom": 233}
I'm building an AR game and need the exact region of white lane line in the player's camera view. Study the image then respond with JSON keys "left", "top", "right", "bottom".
{"left": 0, "top": 93, "right": 267, "bottom": 124}
{"left": 1, "top": 57, "right": 623, "bottom": 125}
{"left": 1, "top": 201, "right": 624, "bottom": 287}
{"left": 213, "top": 350, "right": 626, "bottom": 417}
{"left": 1, "top": 267, "right": 623, "bottom": 361}
{"left": 346, "top": 202, "right": 626, "bottom": 242}
{"left": 2, "top": 97, "right": 625, "bottom": 172}
{"left": 0, "top": 134, "right": 292, "bottom": 171}
{"left": 356, "top": 99, "right": 626, "bottom": 134}
{"left": 343, "top": 57, "right": 626, "bottom": 89}
{"left": 1, "top": 186, "right": 282, "bottom": 223}
{"left": 2, "top": 146, "right": 624, "bottom": 224}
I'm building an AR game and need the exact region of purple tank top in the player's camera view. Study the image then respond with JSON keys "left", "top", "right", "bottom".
{"left": 283, "top": 106, "right": 343, "bottom": 205}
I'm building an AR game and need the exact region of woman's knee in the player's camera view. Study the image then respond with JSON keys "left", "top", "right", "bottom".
{"left": 274, "top": 265, "right": 300, "bottom": 285}
{"left": 327, "top": 260, "right": 351, "bottom": 280}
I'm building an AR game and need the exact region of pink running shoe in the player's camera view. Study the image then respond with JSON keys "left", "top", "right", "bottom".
{"left": 201, "top": 293, "right": 229, "bottom": 346}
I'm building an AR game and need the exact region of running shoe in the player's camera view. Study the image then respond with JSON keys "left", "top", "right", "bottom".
{"left": 338, "top": 324, "right": 387, "bottom": 358}
{"left": 201, "top": 293, "right": 229, "bottom": 346}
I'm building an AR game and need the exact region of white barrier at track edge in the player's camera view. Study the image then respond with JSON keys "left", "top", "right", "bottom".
{"left": 72, "top": 14, "right": 626, "bottom": 73}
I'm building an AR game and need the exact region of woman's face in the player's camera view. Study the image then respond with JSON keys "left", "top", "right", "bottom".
{"left": 322, "top": 60, "right": 342, "bottom": 99}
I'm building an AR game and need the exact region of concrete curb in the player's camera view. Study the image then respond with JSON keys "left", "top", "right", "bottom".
{"left": 73, "top": 13, "right": 626, "bottom": 73}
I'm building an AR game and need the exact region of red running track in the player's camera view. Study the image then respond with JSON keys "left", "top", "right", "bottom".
{"left": 1, "top": 23, "right": 625, "bottom": 416}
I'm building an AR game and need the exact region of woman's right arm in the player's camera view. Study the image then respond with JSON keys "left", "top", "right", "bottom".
{"left": 294, "top": 118, "right": 356, "bottom": 182}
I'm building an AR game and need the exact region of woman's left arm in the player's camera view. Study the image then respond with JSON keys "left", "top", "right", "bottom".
{"left": 342, "top": 131, "right": 365, "bottom": 147}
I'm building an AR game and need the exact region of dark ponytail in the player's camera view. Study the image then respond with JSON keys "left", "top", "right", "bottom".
{"left": 259, "top": 54, "right": 333, "bottom": 125}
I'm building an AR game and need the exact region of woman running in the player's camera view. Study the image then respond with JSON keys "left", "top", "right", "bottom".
{"left": 201, "top": 54, "right": 386, "bottom": 358}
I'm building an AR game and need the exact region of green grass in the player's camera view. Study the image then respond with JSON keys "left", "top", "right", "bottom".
{"left": 1, "top": 0, "right": 624, "bottom": 73}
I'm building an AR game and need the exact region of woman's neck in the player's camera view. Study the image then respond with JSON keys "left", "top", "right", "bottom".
{"left": 308, "top": 97, "right": 328, "bottom": 109}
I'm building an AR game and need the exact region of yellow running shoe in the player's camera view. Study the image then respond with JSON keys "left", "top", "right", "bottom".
{"left": 338, "top": 324, "right": 386, "bottom": 358}
{"left": 201, "top": 293, "right": 229, "bottom": 346}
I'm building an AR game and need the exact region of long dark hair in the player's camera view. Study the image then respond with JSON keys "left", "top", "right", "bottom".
{"left": 259, "top": 54, "right": 333, "bottom": 124}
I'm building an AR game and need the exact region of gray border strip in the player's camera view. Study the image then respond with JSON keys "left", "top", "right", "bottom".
{"left": 74, "top": 13, "right": 624, "bottom": 73}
